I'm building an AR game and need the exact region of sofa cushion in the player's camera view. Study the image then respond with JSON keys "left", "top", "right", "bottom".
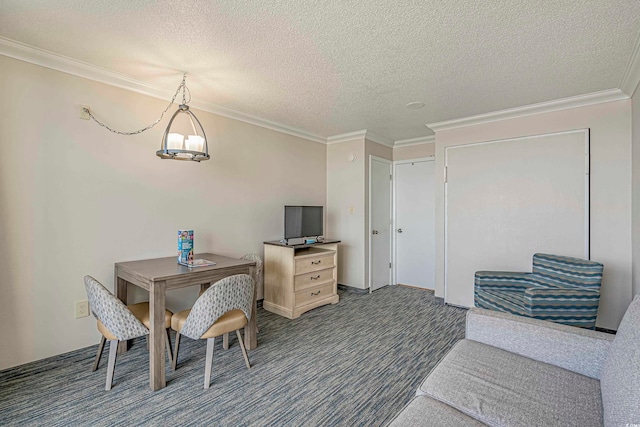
{"left": 600, "top": 294, "right": 640, "bottom": 426}
{"left": 418, "top": 339, "right": 602, "bottom": 427}
{"left": 465, "top": 308, "right": 613, "bottom": 379}
{"left": 388, "top": 395, "right": 487, "bottom": 427}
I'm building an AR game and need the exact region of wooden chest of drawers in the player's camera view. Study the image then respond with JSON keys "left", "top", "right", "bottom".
{"left": 263, "top": 241, "right": 339, "bottom": 319}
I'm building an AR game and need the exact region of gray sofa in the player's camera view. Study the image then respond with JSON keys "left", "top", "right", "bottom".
{"left": 389, "top": 294, "right": 640, "bottom": 427}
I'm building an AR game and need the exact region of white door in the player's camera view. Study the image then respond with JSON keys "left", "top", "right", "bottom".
{"left": 369, "top": 156, "right": 392, "bottom": 292}
{"left": 395, "top": 159, "right": 435, "bottom": 289}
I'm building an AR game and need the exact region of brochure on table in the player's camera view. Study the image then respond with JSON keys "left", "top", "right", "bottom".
{"left": 178, "top": 229, "right": 216, "bottom": 268}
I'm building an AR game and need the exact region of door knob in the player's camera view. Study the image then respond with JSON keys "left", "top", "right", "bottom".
{"left": 397, "top": 228, "right": 403, "bottom": 233}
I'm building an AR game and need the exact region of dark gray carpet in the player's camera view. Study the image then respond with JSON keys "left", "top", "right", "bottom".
{"left": 0, "top": 286, "right": 467, "bottom": 426}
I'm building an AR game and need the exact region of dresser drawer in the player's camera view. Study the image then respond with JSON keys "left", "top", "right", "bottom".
{"left": 294, "top": 267, "right": 334, "bottom": 291}
{"left": 295, "top": 282, "right": 334, "bottom": 307}
{"left": 295, "top": 252, "right": 334, "bottom": 275}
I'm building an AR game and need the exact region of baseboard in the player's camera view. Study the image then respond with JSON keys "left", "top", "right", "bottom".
{"left": 397, "top": 284, "right": 435, "bottom": 292}
{"left": 337, "top": 284, "right": 369, "bottom": 294}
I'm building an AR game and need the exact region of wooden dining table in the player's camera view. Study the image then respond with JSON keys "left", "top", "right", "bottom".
{"left": 114, "top": 253, "right": 257, "bottom": 391}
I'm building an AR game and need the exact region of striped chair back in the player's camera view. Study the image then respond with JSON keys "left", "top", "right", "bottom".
{"left": 531, "top": 253, "right": 603, "bottom": 291}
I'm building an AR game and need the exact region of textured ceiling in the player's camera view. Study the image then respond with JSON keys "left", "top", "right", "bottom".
{"left": 1, "top": 0, "right": 639, "bottom": 142}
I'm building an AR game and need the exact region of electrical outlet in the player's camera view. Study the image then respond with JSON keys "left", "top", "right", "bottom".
{"left": 80, "top": 105, "right": 91, "bottom": 120}
{"left": 75, "top": 300, "right": 89, "bottom": 318}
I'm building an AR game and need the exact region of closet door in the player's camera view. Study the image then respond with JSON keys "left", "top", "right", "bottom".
{"left": 445, "top": 129, "right": 589, "bottom": 307}
{"left": 394, "top": 159, "right": 435, "bottom": 289}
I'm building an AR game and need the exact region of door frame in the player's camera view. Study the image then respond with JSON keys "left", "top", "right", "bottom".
{"left": 392, "top": 156, "right": 435, "bottom": 287}
{"left": 368, "top": 155, "right": 393, "bottom": 292}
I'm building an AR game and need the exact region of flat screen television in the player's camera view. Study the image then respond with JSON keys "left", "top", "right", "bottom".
{"left": 284, "top": 206, "right": 323, "bottom": 239}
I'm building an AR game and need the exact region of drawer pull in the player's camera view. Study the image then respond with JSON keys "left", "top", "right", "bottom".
{"left": 310, "top": 275, "right": 321, "bottom": 280}
{"left": 310, "top": 290, "right": 321, "bottom": 296}
{"left": 311, "top": 260, "right": 322, "bottom": 265}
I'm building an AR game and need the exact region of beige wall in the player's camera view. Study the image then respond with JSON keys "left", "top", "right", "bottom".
{"left": 326, "top": 138, "right": 365, "bottom": 288}
{"left": 393, "top": 143, "right": 435, "bottom": 161}
{"left": 0, "top": 56, "right": 327, "bottom": 369}
{"left": 633, "top": 90, "right": 640, "bottom": 298}
{"left": 435, "top": 100, "right": 632, "bottom": 330}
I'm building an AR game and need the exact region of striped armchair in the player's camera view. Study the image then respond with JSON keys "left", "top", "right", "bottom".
{"left": 474, "top": 253, "right": 604, "bottom": 328}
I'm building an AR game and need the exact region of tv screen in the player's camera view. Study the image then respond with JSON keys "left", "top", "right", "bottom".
{"left": 285, "top": 206, "right": 323, "bottom": 239}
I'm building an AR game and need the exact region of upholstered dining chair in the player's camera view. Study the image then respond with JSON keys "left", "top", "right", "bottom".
{"left": 474, "top": 253, "right": 604, "bottom": 328}
{"left": 84, "top": 275, "right": 173, "bottom": 390}
{"left": 171, "top": 274, "right": 254, "bottom": 389}
{"left": 241, "top": 253, "right": 263, "bottom": 293}
{"left": 206, "top": 254, "right": 263, "bottom": 349}
{"left": 239, "top": 253, "right": 263, "bottom": 334}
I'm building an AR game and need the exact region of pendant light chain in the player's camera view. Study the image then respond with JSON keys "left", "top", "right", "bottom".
{"left": 84, "top": 73, "right": 191, "bottom": 136}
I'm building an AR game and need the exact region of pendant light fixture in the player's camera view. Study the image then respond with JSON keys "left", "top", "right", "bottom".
{"left": 83, "top": 73, "right": 210, "bottom": 162}
{"left": 157, "top": 74, "right": 209, "bottom": 161}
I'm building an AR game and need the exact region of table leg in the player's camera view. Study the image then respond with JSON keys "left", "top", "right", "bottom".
{"left": 200, "top": 283, "right": 211, "bottom": 296}
{"left": 149, "top": 280, "right": 166, "bottom": 391}
{"left": 114, "top": 274, "right": 129, "bottom": 354}
{"left": 245, "top": 266, "right": 258, "bottom": 350}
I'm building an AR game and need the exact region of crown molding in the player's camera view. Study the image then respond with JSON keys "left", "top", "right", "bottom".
{"left": 326, "top": 130, "right": 367, "bottom": 144}
{"left": 394, "top": 135, "right": 435, "bottom": 147}
{"left": 426, "top": 89, "right": 629, "bottom": 133}
{"left": 327, "top": 129, "right": 395, "bottom": 147}
{"left": 0, "top": 36, "right": 326, "bottom": 144}
{"left": 363, "top": 130, "right": 394, "bottom": 147}
{"left": 620, "top": 31, "right": 640, "bottom": 97}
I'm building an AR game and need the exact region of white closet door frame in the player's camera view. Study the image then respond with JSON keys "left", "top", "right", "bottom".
{"left": 443, "top": 129, "right": 590, "bottom": 305}
{"left": 392, "top": 156, "right": 435, "bottom": 286}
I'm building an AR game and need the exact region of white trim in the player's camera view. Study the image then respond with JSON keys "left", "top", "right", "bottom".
{"left": 394, "top": 156, "right": 435, "bottom": 165}
{"left": 0, "top": 36, "right": 326, "bottom": 144}
{"left": 392, "top": 156, "right": 435, "bottom": 288}
{"left": 584, "top": 129, "right": 591, "bottom": 259}
{"left": 368, "top": 155, "right": 393, "bottom": 293}
{"left": 393, "top": 135, "right": 435, "bottom": 147}
{"left": 443, "top": 129, "right": 590, "bottom": 305}
{"left": 327, "top": 129, "right": 395, "bottom": 147}
{"left": 364, "top": 130, "right": 394, "bottom": 147}
{"left": 620, "top": 31, "right": 640, "bottom": 97}
{"left": 427, "top": 89, "right": 628, "bottom": 132}
{"left": 327, "top": 130, "right": 367, "bottom": 144}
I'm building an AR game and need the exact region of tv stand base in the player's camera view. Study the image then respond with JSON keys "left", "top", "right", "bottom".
{"left": 263, "top": 241, "right": 340, "bottom": 319}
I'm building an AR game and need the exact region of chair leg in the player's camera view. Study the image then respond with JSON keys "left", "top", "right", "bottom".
{"left": 223, "top": 332, "right": 229, "bottom": 350}
{"left": 92, "top": 336, "right": 106, "bottom": 372}
{"left": 105, "top": 339, "right": 118, "bottom": 391}
{"left": 236, "top": 330, "right": 251, "bottom": 369}
{"left": 204, "top": 337, "right": 215, "bottom": 389}
{"left": 172, "top": 332, "right": 181, "bottom": 371}
{"left": 164, "top": 329, "right": 173, "bottom": 366}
